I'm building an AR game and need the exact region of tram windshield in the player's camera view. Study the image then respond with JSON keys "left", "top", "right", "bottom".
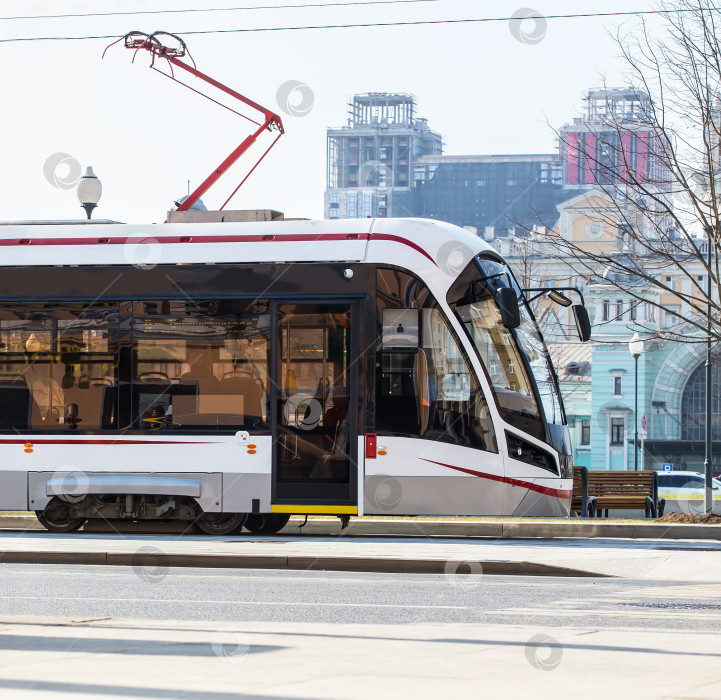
{"left": 448, "top": 256, "right": 564, "bottom": 442}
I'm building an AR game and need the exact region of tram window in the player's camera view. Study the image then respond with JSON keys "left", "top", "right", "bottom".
{"left": 376, "top": 268, "right": 497, "bottom": 452}
{"left": 131, "top": 300, "right": 270, "bottom": 431}
{"left": 0, "top": 304, "right": 119, "bottom": 431}
{"left": 276, "top": 304, "right": 352, "bottom": 485}
{"left": 448, "top": 259, "right": 549, "bottom": 441}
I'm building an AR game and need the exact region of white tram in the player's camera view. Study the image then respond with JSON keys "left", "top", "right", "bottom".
{"left": 0, "top": 216, "right": 589, "bottom": 533}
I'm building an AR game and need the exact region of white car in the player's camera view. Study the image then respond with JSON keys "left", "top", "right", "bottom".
{"left": 657, "top": 470, "right": 721, "bottom": 495}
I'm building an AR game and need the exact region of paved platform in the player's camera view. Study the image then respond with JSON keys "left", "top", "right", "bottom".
{"left": 0, "top": 616, "right": 719, "bottom": 699}
{"left": 3, "top": 514, "right": 721, "bottom": 540}
{"left": 0, "top": 530, "right": 720, "bottom": 580}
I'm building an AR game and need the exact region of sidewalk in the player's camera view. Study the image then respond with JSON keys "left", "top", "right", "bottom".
{"left": 2, "top": 616, "right": 720, "bottom": 699}
{"left": 1, "top": 530, "right": 720, "bottom": 580}
{"left": 1, "top": 616, "right": 719, "bottom": 700}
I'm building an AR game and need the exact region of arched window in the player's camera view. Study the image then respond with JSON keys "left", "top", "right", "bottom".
{"left": 681, "top": 357, "right": 721, "bottom": 441}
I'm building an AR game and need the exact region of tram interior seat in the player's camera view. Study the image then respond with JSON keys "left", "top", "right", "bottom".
{"left": 220, "top": 373, "right": 264, "bottom": 422}
{"left": 134, "top": 379, "right": 198, "bottom": 426}
{"left": 314, "top": 388, "right": 350, "bottom": 481}
{"left": 100, "top": 384, "right": 120, "bottom": 429}
{"left": 63, "top": 377, "right": 114, "bottom": 430}
{"left": 0, "top": 377, "right": 35, "bottom": 429}
{"left": 377, "top": 351, "right": 422, "bottom": 435}
{"left": 179, "top": 371, "right": 220, "bottom": 394}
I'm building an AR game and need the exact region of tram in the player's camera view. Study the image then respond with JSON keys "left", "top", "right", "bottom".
{"left": 0, "top": 215, "right": 589, "bottom": 533}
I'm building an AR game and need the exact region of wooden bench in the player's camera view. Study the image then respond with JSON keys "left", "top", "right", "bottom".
{"left": 571, "top": 466, "right": 597, "bottom": 517}
{"left": 587, "top": 470, "right": 664, "bottom": 518}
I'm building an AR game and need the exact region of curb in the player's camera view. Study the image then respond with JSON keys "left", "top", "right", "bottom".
{"left": 1, "top": 515, "right": 719, "bottom": 540}
{"left": 0, "top": 549, "right": 608, "bottom": 578}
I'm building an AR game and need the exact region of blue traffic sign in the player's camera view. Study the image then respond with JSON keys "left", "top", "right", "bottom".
{"left": 662, "top": 463, "right": 673, "bottom": 472}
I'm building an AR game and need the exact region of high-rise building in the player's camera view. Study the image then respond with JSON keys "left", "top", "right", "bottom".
{"left": 412, "top": 154, "right": 572, "bottom": 234}
{"left": 559, "top": 87, "right": 668, "bottom": 190}
{"left": 325, "top": 93, "right": 443, "bottom": 220}
{"left": 324, "top": 87, "right": 666, "bottom": 234}
{"left": 324, "top": 94, "right": 576, "bottom": 234}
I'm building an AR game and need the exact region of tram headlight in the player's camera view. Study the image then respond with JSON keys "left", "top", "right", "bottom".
{"left": 506, "top": 432, "right": 572, "bottom": 478}
{"left": 506, "top": 432, "right": 557, "bottom": 475}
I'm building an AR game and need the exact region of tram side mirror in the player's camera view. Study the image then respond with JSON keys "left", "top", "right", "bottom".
{"left": 573, "top": 305, "right": 592, "bottom": 342}
{"left": 497, "top": 287, "right": 520, "bottom": 329}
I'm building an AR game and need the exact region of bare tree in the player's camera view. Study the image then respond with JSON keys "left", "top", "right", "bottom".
{"left": 508, "top": 233, "right": 541, "bottom": 305}
{"left": 536, "top": 0, "right": 721, "bottom": 343}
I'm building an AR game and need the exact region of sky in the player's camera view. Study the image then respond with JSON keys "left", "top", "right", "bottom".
{"left": 0, "top": 0, "right": 660, "bottom": 224}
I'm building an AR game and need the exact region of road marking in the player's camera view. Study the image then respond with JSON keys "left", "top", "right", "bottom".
{"left": 0, "top": 567, "right": 519, "bottom": 586}
{"left": 486, "top": 608, "right": 721, "bottom": 621}
{"left": 0, "top": 596, "right": 471, "bottom": 610}
{"left": 0, "top": 568, "right": 496, "bottom": 585}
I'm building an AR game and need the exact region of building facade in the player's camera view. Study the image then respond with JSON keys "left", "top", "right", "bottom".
{"left": 548, "top": 343, "right": 592, "bottom": 468}
{"left": 412, "top": 154, "right": 575, "bottom": 233}
{"left": 497, "top": 186, "right": 718, "bottom": 472}
{"left": 558, "top": 87, "right": 669, "bottom": 190}
{"left": 324, "top": 93, "right": 577, "bottom": 231}
{"left": 325, "top": 93, "right": 443, "bottom": 220}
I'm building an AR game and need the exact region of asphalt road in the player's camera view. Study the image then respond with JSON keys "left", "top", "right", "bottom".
{"left": 1, "top": 563, "right": 720, "bottom": 632}
{"left": 2, "top": 564, "right": 721, "bottom": 698}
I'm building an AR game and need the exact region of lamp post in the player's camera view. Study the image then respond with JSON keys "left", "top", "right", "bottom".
{"left": 76, "top": 166, "right": 102, "bottom": 219}
{"left": 694, "top": 171, "right": 717, "bottom": 514}
{"left": 629, "top": 333, "right": 645, "bottom": 471}
{"left": 705, "top": 226, "right": 713, "bottom": 514}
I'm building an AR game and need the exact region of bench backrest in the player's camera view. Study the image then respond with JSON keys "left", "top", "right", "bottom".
{"left": 571, "top": 465, "right": 589, "bottom": 514}
{"left": 572, "top": 466, "right": 587, "bottom": 495}
{"left": 587, "top": 470, "right": 658, "bottom": 500}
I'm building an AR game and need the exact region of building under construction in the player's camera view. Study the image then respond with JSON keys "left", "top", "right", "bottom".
{"left": 558, "top": 87, "right": 668, "bottom": 189}
{"left": 324, "top": 92, "right": 576, "bottom": 234}
{"left": 325, "top": 93, "right": 443, "bottom": 219}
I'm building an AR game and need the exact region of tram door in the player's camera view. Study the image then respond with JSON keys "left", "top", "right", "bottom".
{"left": 271, "top": 302, "right": 358, "bottom": 509}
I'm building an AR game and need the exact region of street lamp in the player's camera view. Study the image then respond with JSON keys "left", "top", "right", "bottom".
{"left": 76, "top": 166, "right": 102, "bottom": 219}
{"left": 629, "top": 332, "right": 645, "bottom": 471}
{"left": 692, "top": 170, "right": 716, "bottom": 514}
{"left": 704, "top": 226, "right": 713, "bottom": 514}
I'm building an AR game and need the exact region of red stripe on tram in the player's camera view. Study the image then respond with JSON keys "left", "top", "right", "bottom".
{"left": 0, "top": 439, "right": 215, "bottom": 445}
{"left": 0, "top": 231, "right": 439, "bottom": 267}
{"left": 420, "top": 458, "right": 573, "bottom": 500}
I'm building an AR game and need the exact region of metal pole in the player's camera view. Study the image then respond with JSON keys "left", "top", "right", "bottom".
{"left": 634, "top": 353, "right": 639, "bottom": 472}
{"left": 705, "top": 228, "right": 713, "bottom": 513}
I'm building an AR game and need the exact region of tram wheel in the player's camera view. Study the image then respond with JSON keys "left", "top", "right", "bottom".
{"left": 35, "top": 502, "right": 86, "bottom": 533}
{"left": 196, "top": 512, "right": 247, "bottom": 536}
{"left": 244, "top": 513, "right": 291, "bottom": 535}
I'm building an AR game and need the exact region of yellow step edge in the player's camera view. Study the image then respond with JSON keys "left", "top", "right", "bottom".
{"left": 271, "top": 504, "right": 358, "bottom": 515}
